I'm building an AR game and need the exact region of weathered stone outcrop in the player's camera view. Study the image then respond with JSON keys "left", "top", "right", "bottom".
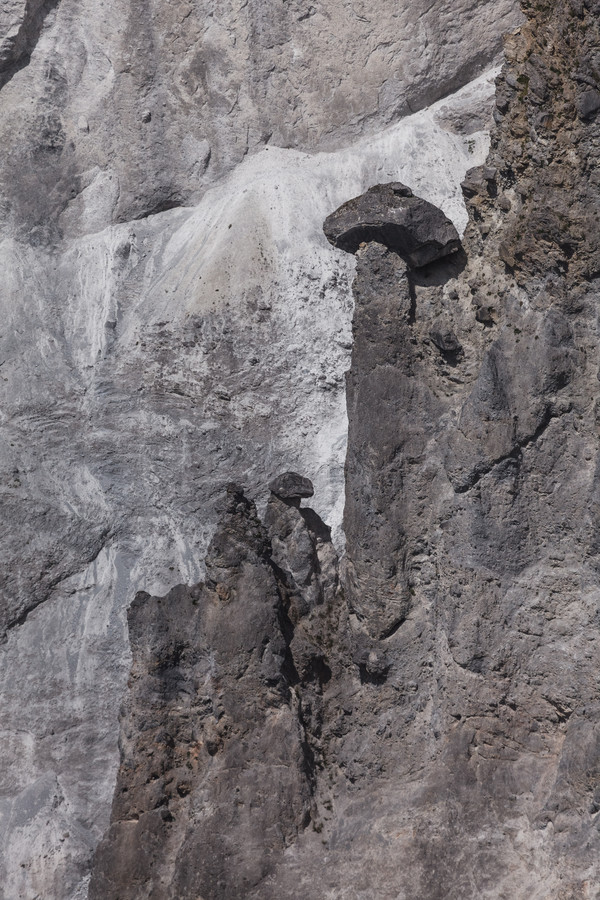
{"left": 0, "top": 76, "right": 497, "bottom": 900}
{"left": 89, "top": 486, "right": 309, "bottom": 899}
{"left": 89, "top": 1, "right": 600, "bottom": 884}
{"left": 14, "top": 0, "right": 600, "bottom": 896}
{"left": 307, "top": 0, "right": 600, "bottom": 893}
{"left": 89, "top": 481, "right": 340, "bottom": 899}
{"left": 323, "top": 182, "right": 462, "bottom": 266}
{"left": 341, "top": 242, "right": 435, "bottom": 638}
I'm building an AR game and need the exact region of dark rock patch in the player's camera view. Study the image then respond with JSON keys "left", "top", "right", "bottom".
{"left": 323, "top": 182, "right": 462, "bottom": 268}
{"left": 577, "top": 88, "right": 600, "bottom": 120}
{"left": 269, "top": 471, "right": 315, "bottom": 502}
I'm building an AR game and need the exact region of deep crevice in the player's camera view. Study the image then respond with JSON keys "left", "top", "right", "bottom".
{"left": 380, "top": 615, "right": 406, "bottom": 640}
{"left": 127, "top": 198, "right": 185, "bottom": 222}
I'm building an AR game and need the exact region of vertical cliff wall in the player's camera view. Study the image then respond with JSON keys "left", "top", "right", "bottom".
{"left": 83, "top": 0, "right": 600, "bottom": 897}
{"left": 0, "top": 1, "right": 538, "bottom": 898}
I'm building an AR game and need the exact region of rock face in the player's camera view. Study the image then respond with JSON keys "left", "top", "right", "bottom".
{"left": 88, "top": 0, "right": 600, "bottom": 896}
{"left": 320, "top": 0, "right": 600, "bottom": 894}
{"left": 89, "top": 485, "right": 315, "bottom": 899}
{"left": 0, "top": 0, "right": 551, "bottom": 896}
{"left": 0, "top": 0, "right": 520, "bottom": 239}
{"left": 342, "top": 242, "right": 458, "bottom": 640}
{"left": 323, "top": 182, "right": 462, "bottom": 266}
{"left": 89, "top": 482, "right": 340, "bottom": 899}
{"left": 0, "top": 73, "right": 497, "bottom": 898}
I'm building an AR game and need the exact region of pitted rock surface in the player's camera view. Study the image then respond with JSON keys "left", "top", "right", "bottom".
{"left": 0, "top": 72, "right": 499, "bottom": 899}
{"left": 312, "top": 0, "right": 600, "bottom": 895}
{"left": 89, "top": 487, "right": 315, "bottom": 900}
{"left": 6, "top": 0, "right": 584, "bottom": 896}
{"left": 90, "top": 17, "right": 600, "bottom": 886}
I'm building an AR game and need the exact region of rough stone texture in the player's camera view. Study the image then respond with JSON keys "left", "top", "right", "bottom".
{"left": 0, "top": 74, "right": 496, "bottom": 897}
{"left": 314, "top": 0, "right": 600, "bottom": 894}
{"left": 343, "top": 244, "right": 435, "bottom": 638}
{"left": 89, "top": 0, "right": 600, "bottom": 896}
{"left": 0, "top": 79, "right": 495, "bottom": 644}
{"left": 268, "top": 471, "right": 314, "bottom": 502}
{"left": 89, "top": 484, "right": 341, "bottom": 899}
{"left": 0, "top": 0, "right": 520, "bottom": 239}
{"left": 0, "top": 0, "right": 532, "bottom": 896}
{"left": 89, "top": 486, "right": 315, "bottom": 899}
{"left": 323, "top": 182, "right": 462, "bottom": 266}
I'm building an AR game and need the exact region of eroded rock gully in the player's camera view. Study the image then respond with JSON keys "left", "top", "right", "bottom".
{"left": 89, "top": 1, "right": 600, "bottom": 896}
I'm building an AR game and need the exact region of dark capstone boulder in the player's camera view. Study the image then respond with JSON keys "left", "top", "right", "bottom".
{"left": 323, "top": 182, "right": 461, "bottom": 268}
{"left": 269, "top": 471, "right": 314, "bottom": 501}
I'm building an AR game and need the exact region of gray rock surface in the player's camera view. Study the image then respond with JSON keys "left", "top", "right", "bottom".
{"left": 89, "top": 483, "right": 340, "bottom": 899}
{"left": 0, "top": 0, "right": 530, "bottom": 896}
{"left": 89, "top": 486, "right": 315, "bottom": 899}
{"left": 86, "top": 0, "right": 600, "bottom": 895}
{"left": 0, "top": 75, "right": 495, "bottom": 897}
{"left": 0, "top": 0, "right": 520, "bottom": 238}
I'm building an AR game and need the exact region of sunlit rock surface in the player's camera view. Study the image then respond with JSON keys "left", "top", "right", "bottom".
{"left": 0, "top": 0, "right": 527, "bottom": 895}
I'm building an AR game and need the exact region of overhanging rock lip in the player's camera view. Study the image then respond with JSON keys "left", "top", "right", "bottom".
{"left": 323, "top": 181, "right": 462, "bottom": 268}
